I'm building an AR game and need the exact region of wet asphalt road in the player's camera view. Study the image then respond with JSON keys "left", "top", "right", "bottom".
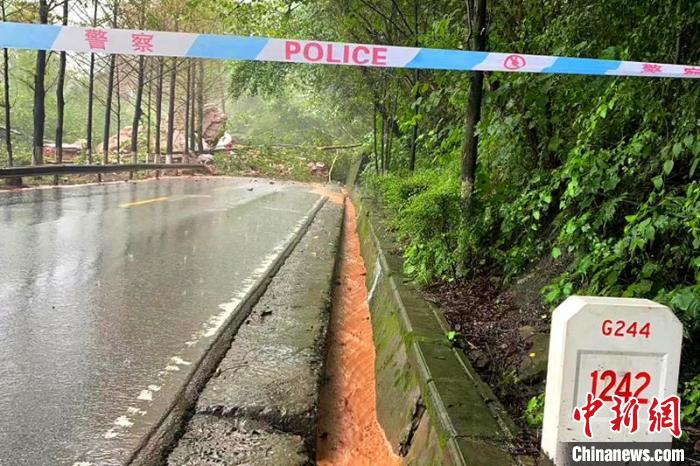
{"left": 0, "top": 177, "right": 322, "bottom": 466}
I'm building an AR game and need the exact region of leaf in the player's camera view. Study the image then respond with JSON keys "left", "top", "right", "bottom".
{"left": 599, "top": 46, "right": 617, "bottom": 60}
{"left": 551, "top": 247, "right": 562, "bottom": 259}
{"left": 652, "top": 176, "right": 663, "bottom": 190}
{"left": 598, "top": 104, "right": 608, "bottom": 119}
{"left": 672, "top": 143, "right": 683, "bottom": 157}
{"left": 691, "top": 159, "right": 700, "bottom": 178}
{"left": 548, "top": 137, "right": 562, "bottom": 152}
{"left": 663, "top": 159, "right": 674, "bottom": 175}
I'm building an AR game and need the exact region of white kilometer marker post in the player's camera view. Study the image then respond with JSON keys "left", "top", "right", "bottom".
{"left": 541, "top": 296, "right": 683, "bottom": 465}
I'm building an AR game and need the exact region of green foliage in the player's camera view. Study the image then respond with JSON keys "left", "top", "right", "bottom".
{"left": 357, "top": 0, "right": 700, "bottom": 371}
{"left": 524, "top": 393, "right": 545, "bottom": 428}
{"left": 364, "top": 166, "right": 465, "bottom": 284}
{"left": 682, "top": 374, "right": 700, "bottom": 425}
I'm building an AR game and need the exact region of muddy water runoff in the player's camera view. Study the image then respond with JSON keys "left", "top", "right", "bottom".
{"left": 316, "top": 198, "right": 401, "bottom": 466}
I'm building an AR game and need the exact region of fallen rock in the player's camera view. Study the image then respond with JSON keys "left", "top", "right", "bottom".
{"left": 308, "top": 162, "right": 328, "bottom": 177}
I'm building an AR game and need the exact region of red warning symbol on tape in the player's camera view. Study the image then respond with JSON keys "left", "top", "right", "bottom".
{"left": 504, "top": 54, "right": 526, "bottom": 70}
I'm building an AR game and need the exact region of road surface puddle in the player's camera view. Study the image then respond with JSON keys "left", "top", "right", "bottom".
{"left": 316, "top": 198, "right": 401, "bottom": 466}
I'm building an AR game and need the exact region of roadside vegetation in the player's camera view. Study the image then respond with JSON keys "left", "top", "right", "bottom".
{"left": 223, "top": 0, "right": 700, "bottom": 453}
{"left": 2, "top": 0, "right": 699, "bottom": 455}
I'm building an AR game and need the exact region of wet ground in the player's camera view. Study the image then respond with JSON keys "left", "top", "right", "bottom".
{"left": 168, "top": 192, "right": 344, "bottom": 465}
{"left": 0, "top": 177, "right": 323, "bottom": 465}
{"left": 316, "top": 200, "right": 400, "bottom": 466}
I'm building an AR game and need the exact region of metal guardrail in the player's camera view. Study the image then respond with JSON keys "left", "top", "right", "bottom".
{"left": 0, "top": 164, "right": 210, "bottom": 179}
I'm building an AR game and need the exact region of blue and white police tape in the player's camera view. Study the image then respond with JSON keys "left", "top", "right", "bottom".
{"left": 1, "top": 22, "right": 699, "bottom": 79}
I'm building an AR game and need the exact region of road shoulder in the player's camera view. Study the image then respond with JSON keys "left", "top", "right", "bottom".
{"left": 166, "top": 197, "right": 344, "bottom": 465}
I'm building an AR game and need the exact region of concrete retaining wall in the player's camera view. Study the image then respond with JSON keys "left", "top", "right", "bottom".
{"left": 352, "top": 192, "right": 518, "bottom": 466}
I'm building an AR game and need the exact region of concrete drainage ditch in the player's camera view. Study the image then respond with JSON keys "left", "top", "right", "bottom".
{"left": 127, "top": 184, "right": 517, "bottom": 465}
{"left": 351, "top": 190, "right": 518, "bottom": 466}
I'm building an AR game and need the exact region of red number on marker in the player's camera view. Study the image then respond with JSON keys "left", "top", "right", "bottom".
{"left": 634, "top": 372, "right": 651, "bottom": 403}
{"left": 640, "top": 322, "right": 651, "bottom": 339}
{"left": 590, "top": 370, "right": 652, "bottom": 404}
{"left": 615, "top": 321, "right": 625, "bottom": 337}
{"left": 601, "top": 320, "right": 651, "bottom": 339}
{"left": 615, "top": 372, "right": 633, "bottom": 399}
{"left": 599, "top": 370, "right": 617, "bottom": 401}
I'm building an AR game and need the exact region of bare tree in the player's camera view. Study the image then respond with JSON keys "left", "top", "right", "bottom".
{"left": 196, "top": 60, "right": 204, "bottom": 153}
{"left": 146, "top": 59, "right": 152, "bottom": 162}
{"left": 1, "top": 0, "right": 13, "bottom": 167}
{"left": 116, "top": 57, "right": 121, "bottom": 163}
{"left": 154, "top": 58, "right": 163, "bottom": 163}
{"left": 32, "top": 0, "right": 50, "bottom": 165}
{"left": 129, "top": 2, "right": 148, "bottom": 166}
{"left": 102, "top": 1, "right": 118, "bottom": 164}
{"left": 165, "top": 57, "right": 177, "bottom": 163}
{"left": 189, "top": 61, "right": 195, "bottom": 154}
{"left": 184, "top": 60, "right": 191, "bottom": 162}
{"left": 55, "top": 0, "right": 69, "bottom": 169}
{"left": 130, "top": 55, "right": 145, "bottom": 164}
{"left": 86, "top": 0, "right": 99, "bottom": 164}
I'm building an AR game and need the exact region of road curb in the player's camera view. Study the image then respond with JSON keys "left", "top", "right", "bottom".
{"left": 350, "top": 190, "right": 518, "bottom": 465}
{"left": 127, "top": 195, "right": 329, "bottom": 466}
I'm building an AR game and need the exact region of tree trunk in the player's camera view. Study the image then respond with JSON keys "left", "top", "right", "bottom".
{"left": 2, "top": 0, "right": 13, "bottom": 167}
{"left": 102, "top": 2, "right": 118, "bottom": 165}
{"left": 154, "top": 58, "right": 163, "bottom": 163}
{"left": 86, "top": 0, "right": 99, "bottom": 165}
{"left": 116, "top": 59, "right": 121, "bottom": 164}
{"left": 130, "top": 55, "right": 146, "bottom": 165}
{"left": 103, "top": 56, "right": 115, "bottom": 164}
{"left": 184, "top": 61, "right": 191, "bottom": 162}
{"left": 55, "top": 0, "right": 68, "bottom": 168}
{"left": 460, "top": 0, "right": 487, "bottom": 218}
{"left": 166, "top": 58, "right": 177, "bottom": 164}
{"left": 384, "top": 83, "right": 399, "bottom": 171}
{"left": 32, "top": 0, "right": 49, "bottom": 165}
{"left": 379, "top": 114, "right": 385, "bottom": 172}
{"left": 408, "top": 0, "right": 420, "bottom": 171}
{"left": 130, "top": 4, "right": 147, "bottom": 167}
{"left": 146, "top": 60, "right": 152, "bottom": 162}
{"left": 409, "top": 70, "right": 420, "bottom": 171}
{"left": 196, "top": 60, "right": 204, "bottom": 153}
{"left": 189, "top": 61, "right": 196, "bottom": 154}
{"left": 372, "top": 105, "right": 379, "bottom": 174}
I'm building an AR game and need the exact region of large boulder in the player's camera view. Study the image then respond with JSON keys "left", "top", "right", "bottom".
{"left": 202, "top": 104, "right": 227, "bottom": 147}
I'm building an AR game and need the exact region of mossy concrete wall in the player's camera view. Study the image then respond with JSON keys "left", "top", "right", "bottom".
{"left": 352, "top": 191, "right": 518, "bottom": 466}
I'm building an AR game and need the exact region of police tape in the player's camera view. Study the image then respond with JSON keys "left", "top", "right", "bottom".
{"left": 1, "top": 21, "right": 699, "bottom": 79}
